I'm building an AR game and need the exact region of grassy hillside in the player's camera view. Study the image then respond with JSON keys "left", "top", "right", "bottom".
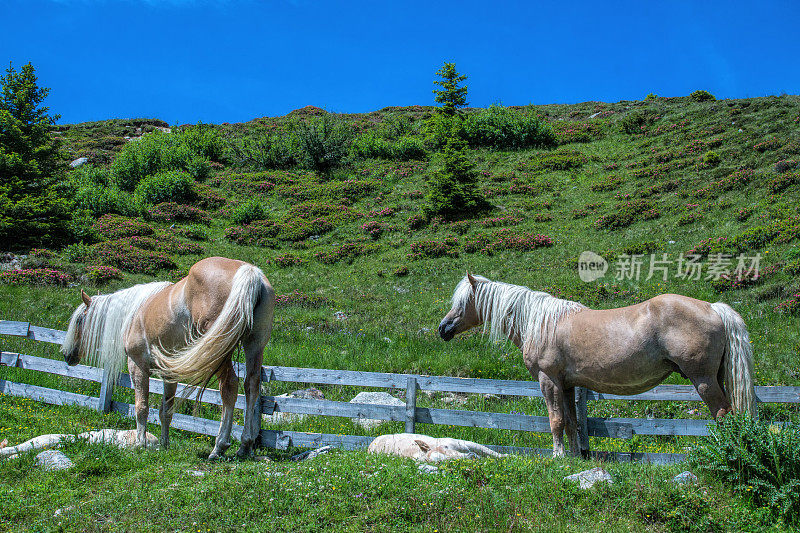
{"left": 1, "top": 94, "right": 799, "bottom": 531}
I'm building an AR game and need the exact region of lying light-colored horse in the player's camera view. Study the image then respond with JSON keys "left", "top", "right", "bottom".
{"left": 439, "top": 273, "right": 756, "bottom": 457}
{"left": 61, "top": 257, "right": 274, "bottom": 459}
{"left": 368, "top": 433, "right": 506, "bottom": 462}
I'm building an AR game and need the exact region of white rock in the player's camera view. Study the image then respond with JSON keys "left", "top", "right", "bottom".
{"left": 334, "top": 311, "right": 348, "bottom": 320}
{"left": 262, "top": 388, "right": 325, "bottom": 425}
{"left": 35, "top": 450, "right": 74, "bottom": 471}
{"left": 186, "top": 469, "right": 206, "bottom": 477}
{"left": 673, "top": 471, "right": 698, "bottom": 484}
{"left": 53, "top": 505, "right": 75, "bottom": 517}
{"left": 588, "top": 112, "right": 601, "bottom": 119}
{"left": 564, "top": 467, "right": 613, "bottom": 489}
{"left": 418, "top": 464, "right": 439, "bottom": 474}
{"left": 69, "top": 157, "right": 88, "bottom": 168}
{"left": 350, "top": 391, "right": 405, "bottom": 429}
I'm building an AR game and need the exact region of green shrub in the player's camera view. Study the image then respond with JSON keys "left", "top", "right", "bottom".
{"left": 289, "top": 112, "right": 352, "bottom": 173}
{"left": 703, "top": 151, "right": 721, "bottom": 166}
{"left": 62, "top": 242, "right": 95, "bottom": 263}
{"left": 391, "top": 136, "right": 426, "bottom": 160}
{"left": 690, "top": 90, "right": 716, "bottom": 102}
{"left": 422, "top": 135, "right": 489, "bottom": 220}
{"left": 112, "top": 131, "right": 191, "bottom": 190}
{"left": 133, "top": 171, "right": 195, "bottom": 205}
{"left": 229, "top": 132, "right": 295, "bottom": 170}
{"left": 231, "top": 198, "right": 267, "bottom": 225}
{"left": 351, "top": 131, "right": 393, "bottom": 159}
{"left": 620, "top": 110, "right": 657, "bottom": 134}
{"left": 690, "top": 414, "right": 800, "bottom": 524}
{"left": 185, "top": 156, "right": 212, "bottom": 181}
{"left": 86, "top": 265, "right": 124, "bottom": 285}
{"left": 176, "top": 123, "right": 224, "bottom": 161}
{"left": 462, "top": 105, "right": 555, "bottom": 150}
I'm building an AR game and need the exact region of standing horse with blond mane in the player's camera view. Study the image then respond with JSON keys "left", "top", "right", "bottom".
{"left": 439, "top": 273, "right": 756, "bottom": 458}
{"left": 61, "top": 257, "right": 274, "bottom": 460}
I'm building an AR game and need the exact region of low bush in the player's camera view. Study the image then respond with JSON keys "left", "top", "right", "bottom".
{"left": 314, "top": 240, "right": 377, "bottom": 264}
{"left": 775, "top": 293, "right": 800, "bottom": 314}
{"left": 289, "top": 112, "right": 352, "bottom": 173}
{"left": 224, "top": 221, "right": 279, "bottom": 247}
{"left": 274, "top": 290, "right": 331, "bottom": 308}
{"left": 768, "top": 172, "right": 800, "bottom": 193}
{"left": 689, "top": 90, "right": 716, "bottom": 102}
{"left": 619, "top": 110, "right": 658, "bottom": 134}
{"left": 176, "top": 224, "right": 208, "bottom": 241}
{"left": 589, "top": 175, "right": 622, "bottom": 192}
{"left": 112, "top": 131, "right": 192, "bottom": 190}
{"left": 593, "top": 199, "right": 657, "bottom": 230}
{"left": 690, "top": 414, "right": 800, "bottom": 524}
{"left": 272, "top": 253, "right": 306, "bottom": 268}
{"left": 147, "top": 202, "right": 211, "bottom": 224}
{"left": 134, "top": 171, "right": 195, "bottom": 205}
{"left": 462, "top": 230, "right": 553, "bottom": 255}
{"left": 407, "top": 237, "right": 459, "bottom": 260}
{"left": 92, "top": 214, "right": 154, "bottom": 239}
{"left": 94, "top": 240, "right": 176, "bottom": 274}
{"left": 231, "top": 199, "right": 267, "bottom": 225}
{"left": 86, "top": 265, "right": 124, "bottom": 285}
{"left": 462, "top": 105, "right": 555, "bottom": 150}
{"left": 0, "top": 268, "right": 71, "bottom": 286}
{"left": 774, "top": 160, "right": 799, "bottom": 173}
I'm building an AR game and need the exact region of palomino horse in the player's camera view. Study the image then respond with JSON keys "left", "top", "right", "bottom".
{"left": 61, "top": 257, "right": 274, "bottom": 459}
{"left": 438, "top": 274, "right": 757, "bottom": 457}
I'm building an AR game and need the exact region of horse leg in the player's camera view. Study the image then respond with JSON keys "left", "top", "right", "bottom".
{"left": 687, "top": 373, "right": 731, "bottom": 420}
{"left": 237, "top": 339, "right": 268, "bottom": 459}
{"left": 127, "top": 358, "right": 151, "bottom": 447}
{"left": 563, "top": 387, "right": 582, "bottom": 458}
{"left": 539, "top": 372, "right": 567, "bottom": 458}
{"left": 209, "top": 361, "right": 238, "bottom": 460}
{"left": 159, "top": 381, "right": 178, "bottom": 449}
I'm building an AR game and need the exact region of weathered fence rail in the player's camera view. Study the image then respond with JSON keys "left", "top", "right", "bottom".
{"left": 2, "top": 320, "right": 799, "bottom": 463}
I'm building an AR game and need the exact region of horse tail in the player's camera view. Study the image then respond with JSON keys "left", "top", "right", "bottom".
{"left": 151, "top": 264, "right": 267, "bottom": 387}
{"left": 710, "top": 302, "right": 757, "bottom": 417}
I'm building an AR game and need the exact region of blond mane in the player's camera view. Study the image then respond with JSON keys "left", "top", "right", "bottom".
{"left": 451, "top": 275, "right": 585, "bottom": 349}
{"left": 61, "top": 282, "right": 171, "bottom": 382}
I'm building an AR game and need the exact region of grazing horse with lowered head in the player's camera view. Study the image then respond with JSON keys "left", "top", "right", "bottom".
{"left": 61, "top": 257, "right": 274, "bottom": 459}
{"left": 439, "top": 273, "right": 757, "bottom": 457}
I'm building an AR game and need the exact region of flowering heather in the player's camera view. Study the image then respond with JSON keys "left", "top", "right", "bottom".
{"left": 593, "top": 199, "right": 657, "bottom": 230}
{"left": 148, "top": 202, "right": 211, "bottom": 224}
{"left": 194, "top": 185, "right": 227, "bottom": 210}
{"left": 367, "top": 207, "right": 395, "bottom": 218}
{"left": 686, "top": 237, "right": 729, "bottom": 257}
{"left": 401, "top": 190, "right": 423, "bottom": 199}
{"left": 407, "top": 237, "right": 459, "bottom": 260}
{"left": 274, "top": 290, "right": 331, "bottom": 308}
{"left": 224, "top": 221, "right": 279, "bottom": 247}
{"left": 774, "top": 159, "right": 798, "bottom": 173}
{"left": 754, "top": 139, "right": 781, "bottom": 152}
{"left": 314, "top": 241, "right": 378, "bottom": 264}
{"left": 361, "top": 220, "right": 389, "bottom": 239}
{"left": 159, "top": 238, "right": 204, "bottom": 256}
{"left": 767, "top": 172, "right": 800, "bottom": 193}
{"left": 407, "top": 214, "right": 426, "bottom": 230}
{"left": 478, "top": 215, "right": 522, "bottom": 228}
{"left": 693, "top": 169, "right": 754, "bottom": 199}
{"left": 571, "top": 208, "right": 588, "bottom": 219}
{"left": 647, "top": 119, "right": 691, "bottom": 137}
{"left": 677, "top": 211, "right": 704, "bottom": 226}
{"left": 86, "top": 265, "right": 124, "bottom": 285}
{"left": 735, "top": 207, "right": 753, "bottom": 221}
{"left": 533, "top": 213, "right": 553, "bottom": 223}
{"left": 29, "top": 248, "right": 55, "bottom": 259}
{"left": 272, "top": 253, "right": 306, "bottom": 268}
{"left": 552, "top": 121, "right": 604, "bottom": 144}
{"left": 279, "top": 217, "right": 335, "bottom": 242}
{"left": 92, "top": 214, "right": 154, "bottom": 239}
{"left": 711, "top": 264, "right": 779, "bottom": 292}
{"left": 94, "top": 240, "right": 176, "bottom": 275}
{"left": 775, "top": 294, "right": 800, "bottom": 315}
{"left": 277, "top": 178, "right": 379, "bottom": 205}
{"left": 0, "top": 268, "right": 71, "bottom": 286}
{"left": 462, "top": 230, "right": 553, "bottom": 255}
{"left": 590, "top": 175, "right": 622, "bottom": 192}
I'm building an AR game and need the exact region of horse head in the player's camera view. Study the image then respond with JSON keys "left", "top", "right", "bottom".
{"left": 438, "top": 272, "right": 483, "bottom": 341}
{"left": 61, "top": 290, "right": 92, "bottom": 366}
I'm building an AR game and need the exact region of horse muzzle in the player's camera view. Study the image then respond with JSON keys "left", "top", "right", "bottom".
{"left": 438, "top": 320, "right": 456, "bottom": 341}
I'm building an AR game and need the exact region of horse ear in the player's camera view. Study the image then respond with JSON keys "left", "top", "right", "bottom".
{"left": 414, "top": 439, "right": 431, "bottom": 453}
{"left": 467, "top": 272, "right": 478, "bottom": 289}
{"left": 81, "top": 290, "right": 92, "bottom": 307}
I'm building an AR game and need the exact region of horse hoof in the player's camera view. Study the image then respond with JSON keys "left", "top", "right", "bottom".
{"left": 208, "top": 452, "right": 223, "bottom": 461}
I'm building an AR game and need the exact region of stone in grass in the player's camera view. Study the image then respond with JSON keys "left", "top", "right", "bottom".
{"left": 262, "top": 388, "right": 325, "bottom": 425}
{"left": 418, "top": 464, "right": 439, "bottom": 474}
{"left": 673, "top": 471, "right": 698, "bottom": 485}
{"left": 349, "top": 391, "right": 405, "bottom": 429}
{"left": 291, "top": 445, "right": 333, "bottom": 462}
{"left": 35, "top": 450, "right": 74, "bottom": 471}
{"left": 70, "top": 157, "right": 88, "bottom": 168}
{"left": 564, "top": 467, "right": 613, "bottom": 489}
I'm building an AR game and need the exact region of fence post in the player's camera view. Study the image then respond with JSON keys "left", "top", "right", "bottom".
{"left": 97, "top": 368, "right": 114, "bottom": 413}
{"left": 405, "top": 376, "right": 418, "bottom": 434}
{"left": 575, "top": 387, "right": 590, "bottom": 458}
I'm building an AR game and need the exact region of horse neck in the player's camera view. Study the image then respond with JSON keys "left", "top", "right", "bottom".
{"left": 475, "top": 281, "right": 583, "bottom": 350}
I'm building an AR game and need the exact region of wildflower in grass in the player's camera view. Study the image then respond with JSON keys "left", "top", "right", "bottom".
{"left": 0, "top": 268, "right": 71, "bottom": 286}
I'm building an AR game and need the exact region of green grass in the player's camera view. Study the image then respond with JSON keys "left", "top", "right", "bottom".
{"left": 2, "top": 94, "right": 800, "bottom": 530}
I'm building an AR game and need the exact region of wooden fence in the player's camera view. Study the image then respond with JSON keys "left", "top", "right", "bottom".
{"left": 2, "top": 320, "right": 799, "bottom": 463}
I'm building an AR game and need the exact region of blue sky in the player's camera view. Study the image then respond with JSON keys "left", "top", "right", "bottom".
{"left": 3, "top": 0, "right": 799, "bottom": 125}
